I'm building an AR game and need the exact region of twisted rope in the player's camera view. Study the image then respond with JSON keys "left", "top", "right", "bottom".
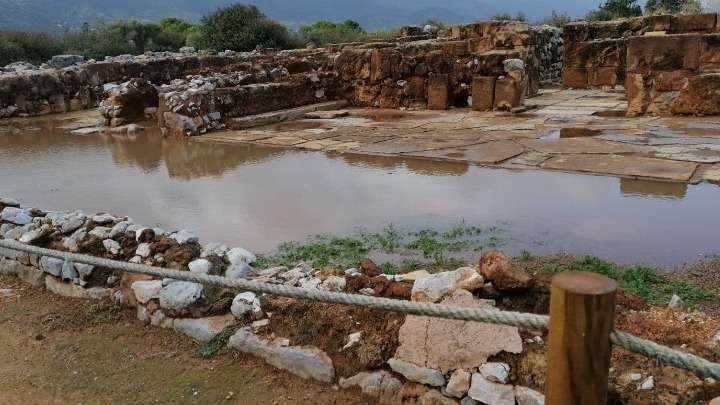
{"left": 2, "top": 239, "right": 720, "bottom": 379}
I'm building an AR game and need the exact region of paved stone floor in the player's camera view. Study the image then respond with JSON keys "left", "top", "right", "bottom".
{"left": 196, "top": 88, "right": 720, "bottom": 185}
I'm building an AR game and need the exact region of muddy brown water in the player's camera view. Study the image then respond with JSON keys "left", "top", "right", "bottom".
{"left": 1, "top": 126, "right": 720, "bottom": 267}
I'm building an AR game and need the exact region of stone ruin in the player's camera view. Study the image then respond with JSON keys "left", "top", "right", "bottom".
{"left": 4, "top": 13, "right": 720, "bottom": 134}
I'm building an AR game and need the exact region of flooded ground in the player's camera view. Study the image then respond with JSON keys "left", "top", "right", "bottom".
{"left": 2, "top": 125, "right": 720, "bottom": 267}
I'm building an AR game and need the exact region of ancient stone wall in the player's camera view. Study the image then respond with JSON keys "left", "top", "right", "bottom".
{"left": 536, "top": 26, "right": 564, "bottom": 85}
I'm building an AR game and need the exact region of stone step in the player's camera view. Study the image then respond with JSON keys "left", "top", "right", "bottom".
{"left": 226, "top": 100, "right": 348, "bottom": 130}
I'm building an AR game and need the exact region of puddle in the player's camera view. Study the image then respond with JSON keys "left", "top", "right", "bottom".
{"left": 539, "top": 128, "right": 602, "bottom": 139}
{"left": 2, "top": 126, "right": 720, "bottom": 266}
{"left": 593, "top": 110, "right": 627, "bottom": 118}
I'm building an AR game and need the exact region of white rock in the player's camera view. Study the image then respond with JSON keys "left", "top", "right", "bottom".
{"left": 103, "top": 239, "right": 121, "bottom": 255}
{"left": 630, "top": 373, "right": 642, "bottom": 381}
{"left": 188, "top": 259, "right": 212, "bottom": 274}
{"left": 125, "top": 224, "right": 142, "bottom": 238}
{"left": 88, "top": 227, "right": 111, "bottom": 238}
{"left": 137, "top": 306, "right": 151, "bottom": 324}
{"left": 149, "top": 310, "right": 174, "bottom": 328}
{"left": 339, "top": 371, "right": 402, "bottom": 402}
{"left": 201, "top": 242, "right": 229, "bottom": 258}
{"left": 173, "top": 315, "right": 234, "bottom": 342}
{"left": 259, "top": 266, "right": 288, "bottom": 277}
{"left": 231, "top": 292, "right": 257, "bottom": 318}
{"left": 136, "top": 243, "right": 151, "bottom": 258}
{"left": 668, "top": 294, "right": 684, "bottom": 308}
{"left": 300, "top": 277, "right": 323, "bottom": 289}
{"left": 387, "top": 358, "right": 445, "bottom": 386}
{"left": 640, "top": 376, "right": 654, "bottom": 390}
{"left": 19, "top": 229, "right": 42, "bottom": 243}
{"left": 411, "top": 267, "right": 484, "bottom": 303}
{"left": 159, "top": 281, "right": 203, "bottom": 311}
{"left": 61, "top": 261, "right": 79, "bottom": 280}
{"left": 1, "top": 207, "right": 32, "bottom": 225}
{"left": 131, "top": 280, "right": 163, "bottom": 303}
{"left": 468, "top": 374, "right": 514, "bottom": 405}
{"left": 227, "top": 247, "right": 257, "bottom": 264}
{"left": 227, "top": 327, "right": 335, "bottom": 383}
{"left": 39, "top": 256, "right": 64, "bottom": 276}
{"left": 0, "top": 197, "right": 19, "bottom": 206}
{"left": 109, "top": 220, "right": 132, "bottom": 238}
{"left": 172, "top": 229, "right": 199, "bottom": 244}
{"left": 225, "top": 262, "right": 256, "bottom": 279}
{"left": 322, "top": 276, "right": 346, "bottom": 292}
{"left": 446, "top": 369, "right": 472, "bottom": 398}
{"left": 252, "top": 319, "right": 270, "bottom": 329}
{"left": 515, "top": 386, "right": 545, "bottom": 405}
{"left": 342, "top": 332, "right": 362, "bottom": 350}
{"left": 91, "top": 213, "right": 115, "bottom": 224}
{"left": 479, "top": 362, "right": 510, "bottom": 383}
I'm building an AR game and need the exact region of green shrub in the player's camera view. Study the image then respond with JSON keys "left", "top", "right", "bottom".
{"left": 198, "top": 4, "right": 297, "bottom": 51}
{"left": 0, "top": 29, "right": 63, "bottom": 65}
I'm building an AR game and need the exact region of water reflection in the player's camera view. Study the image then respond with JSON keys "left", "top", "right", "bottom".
{"left": 619, "top": 178, "right": 688, "bottom": 199}
{"left": 337, "top": 152, "right": 469, "bottom": 176}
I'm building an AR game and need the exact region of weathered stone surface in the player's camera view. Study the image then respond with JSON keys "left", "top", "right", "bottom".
{"left": 45, "top": 276, "right": 110, "bottom": 299}
{"left": 39, "top": 256, "right": 64, "bottom": 277}
{"left": 541, "top": 154, "right": 698, "bottom": 182}
{"left": 172, "top": 229, "right": 199, "bottom": 244}
{"left": 669, "top": 13, "right": 716, "bottom": 33}
{"left": 478, "top": 250, "right": 532, "bottom": 290}
{"left": 1, "top": 207, "right": 32, "bottom": 225}
{"left": 231, "top": 292, "right": 257, "bottom": 318}
{"left": 338, "top": 371, "right": 403, "bottom": 403}
{"left": 411, "top": 267, "right": 484, "bottom": 302}
{"left": 479, "top": 362, "right": 510, "bottom": 383}
{"left": 494, "top": 78, "right": 525, "bottom": 110}
{"left": 103, "top": 239, "right": 121, "bottom": 255}
{"left": 627, "top": 35, "right": 700, "bottom": 73}
{"left": 562, "top": 68, "right": 588, "bottom": 89}
{"left": 672, "top": 74, "right": 720, "bottom": 115}
{"left": 131, "top": 280, "right": 163, "bottom": 304}
{"left": 387, "top": 358, "right": 446, "bottom": 386}
{"left": 428, "top": 73, "right": 450, "bottom": 110}
{"left": 472, "top": 76, "right": 496, "bottom": 111}
{"left": 61, "top": 260, "right": 79, "bottom": 280}
{"left": 395, "top": 289, "right": 522, "bottom": 373}
{"left": 515, "top": 386, "right": 545, "bottom": 405}
{"left": 173, "top": 314, "right": 235, "bottom": 342}
{"left": 225, "top": 262, "right": 256, "bottom": 279}
{"left": 188, "top": 258, "right": 212, "bottom": 274}
{"left": 446, "top": 369, "right": 472, "bottom": 398}
{"left": 46, "top": 211, "right": 86, "bottom": 233}
{"left": 419, "top": 390, "right": 460, "bottom": 405}
{"left": 468, "top": 374, "right": 514, "bottom": 405}
{"left": 227, "top": 247, "right": 257, "bottom": 264}
{"left": 159, "top": 281, "right": 203, "bottom": 311}
{"left": 228, "top": 327, "right": 335, "bottom": 383}
{"left": 201, "top": 242, "right": 229, "bottom": 258}
{"left": 0, "top": 246, "right": 31, "bottom": 265}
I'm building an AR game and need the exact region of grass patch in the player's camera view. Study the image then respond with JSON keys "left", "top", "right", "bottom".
{"left": 531, "top": 255, "right": 714, "bottom": 307}
{"left": 255, "top": 224, "right": 502, "bottom": 272}
{"left": 196, "top": 325, "right": 239, "bottom": 359}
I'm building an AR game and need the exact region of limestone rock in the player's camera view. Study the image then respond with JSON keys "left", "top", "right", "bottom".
{"left": 387, "top": 358, "right": 446, "bottom": 386}
{"left": 321, "top": 276, "right": 346, "bottom": 291}
{"left": 188, "top": 258, "right": 212, "bottom": 274}
{"left": 136, "top": 243, "right": 151, "bottom": 258}
{"left": 91, "top": 213, "right": 115, "bottom": 224}
{"left": 460, "top": 397, "right": 479, "bottom": 405}
{"left": 1, "top": 207, "right": 32, "bottom": 225}
{"left": 338, "top": 370, "right": 403, "bottom": 403}
{"left": 45, "top": 276, "right": 111, "bottom": 299}
{"left": 515, "top": 386, "right": 545, "bottom": 405}
{"left": 47, "top": 211, "right": 86, "bottom": 233}
{"left": 411, "top": 267, "right": 484, "bottom": 303}
{"left": 479, "top": 362, "right": 510, "bottom": 383}
{"left": 88, "top": 226, "right": 111, "bottom": 239}
{"left": 159, "top": 281, "right": 203, "bottom": 311}
{"left": 394, "top": 289, "right": 522, "bottom": 373}
{"left": 172, "top": 229, "right": 199, "bottom": 244}
{"left": 173, "top": 314, "right": 235, "bottom": 342}
{"left": 201, "top": 242, "right": 229, "bottom": 258}
{"left": 61, "top": 261, "right": 79, "bottom": 280}
{"left": 227, "top": 247, "right": 257, "bottom": 264}
{"left": 103, "top": 239, "right": 121, "bottom": 255}
{"left": 131, "top": 280, "right": 163, "bottom": 304}
{"left": 228, "top": 327, "right": 335, "bottom": 383}
{"left": 231, "top": 292, "right": 257, "bottom": 318}
{"left": 39, "top": 256, "right": 63, "bottom": 276}
{"left": 478, "top": 250, "right": 532, "bottom": 290}
{"left": 468, "top": 374, "right": 514, "bottom": 405}
{"left": 401, "top": 270, "right": 431, "bottom": 282}
{"left": 446, "top": 369, "right": 472, "bottom": 398}
{"left": 109, "top": 220, "right": 132, "bottom": 238}
{"left": 226, "top": 262, "right": 256, "bottom": 279}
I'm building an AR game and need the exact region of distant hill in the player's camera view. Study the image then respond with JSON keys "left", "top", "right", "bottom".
{"left": 0, "top": 0, "right": 597, "bottom": 33}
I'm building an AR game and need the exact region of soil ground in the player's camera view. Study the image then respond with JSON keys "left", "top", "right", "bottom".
{"left": 0, "top": 274, "right": 364, "bottom": 405}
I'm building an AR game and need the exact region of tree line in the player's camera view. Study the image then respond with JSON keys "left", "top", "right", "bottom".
{"left": 0, "top": 1, "right": 712, "bottom": 67}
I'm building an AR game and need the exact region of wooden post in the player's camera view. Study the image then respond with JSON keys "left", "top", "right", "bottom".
{"left": 545, "top": 271, "right": 618, "bottom": 404}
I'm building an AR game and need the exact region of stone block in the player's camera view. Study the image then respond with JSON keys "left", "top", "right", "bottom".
{"left": 648, "top": 15, "right": 673, "bottom": 32}
{"left": 669, "top": 13, "right": 716, "bottom": 33}
{"left": 627, "top": 35, "right": 701, "bottom": 73}
{"left": 472, "top": 76, "right": 496, "bottom": 111}
{"left": 588, "top": 66, "right": 619, "bottom": 87}
{"left": 427, "top": 73, "right": 450, "bottom": 110}
{"left": 471, "top": 37, "right": 494, "bottom": 53}
{"left": 625, "top": 73, "right": 651, "bottom": 117}
{"left": 492, "top": 31, "right": 534, "bottom": 48}
{"left": 562, "top": 22, "right": 589, "bottom": 42}
{"left": 494, "top": 78, "right": 526, "bottom": 109}
{"left": 405, "top": 76, "right": 426, "bottom": 100}
{"left": 370, "top": 49, "right": 402, "bottom": 82}
{"left": 651, "top": 70, "right": 693, "bottom": 91}
{"left": 563, "top": 39, "right": 626, "bottom": 69}
{"left": 562, "top": 68, "right": 588, "bottom": 88}
{"left": 671, "top": 73, "right": 720, "bottom": 115}
{"left": 440, "top": 41, "right": 469, "bottom": 56}
{"left": 701, "top": 34, "right": 720, "bottom": 70}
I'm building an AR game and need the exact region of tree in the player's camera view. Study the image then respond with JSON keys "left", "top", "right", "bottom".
{"left": 586, "top": 0, "right": 642, "bottom": 21}
{"left": 297, "top": 19, "right": 366, "bottom": 46}
{"left": 159, "top": 17, "right": 195, "bottom": 33}
{"left": 538, "top": 10, "right": 573, "bottom": 27}
{"left": 198, "top": 4, "right": 296, "bottom": 51}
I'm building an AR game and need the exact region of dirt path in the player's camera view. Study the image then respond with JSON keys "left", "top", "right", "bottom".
{"left": 0, "top": 274, "right": 364, "bottom": 404}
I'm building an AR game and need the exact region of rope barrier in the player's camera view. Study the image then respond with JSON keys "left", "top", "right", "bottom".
{"left": 2, "top": 239, "right": 720, "bottom": 379}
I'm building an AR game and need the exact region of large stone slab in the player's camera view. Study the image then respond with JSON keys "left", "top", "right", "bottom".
{"left": 394, "top": 289, "right": 522, "bottom": 373}
{"left": 652, "top": 144, "right": 720, "bottom": 163}
{"left": 404, "top": 141, "right": 524, "bottom": 164}
{"left": 173, "top": 314, "right": 235, "bottom": 342}
{"left": 519, "top": 138, "right": 639, "bottom": 154}
{"left": 355, "top": 138, "right": 482, "bottom": 154}
{"left": 541, "top": 154, "right": 698, "bottom": 182}
{"left": 228, "top": 327, "right": 335, "bottom": 383}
